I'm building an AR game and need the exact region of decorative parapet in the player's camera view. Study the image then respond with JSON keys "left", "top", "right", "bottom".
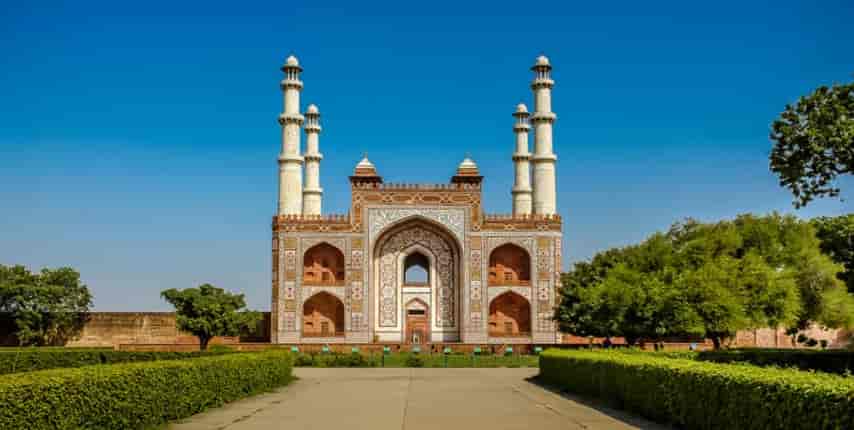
{"left": 481, "top": 213, "right": 562, "bottom": 231}
{"left": 351, "top": 182, "right": 481, "bottom": 191}
{"left": 273, "top": 214, "right": 353, "bottom": 233}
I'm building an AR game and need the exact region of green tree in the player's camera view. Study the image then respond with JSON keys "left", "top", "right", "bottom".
{"left": 554, "top": 213, "right": 853, "bottom": 348}
{"left": 811, "top": 214, "right": 854, "bottom": 293}
{"left": 161, "top": 284, "right": 260, "bottom": 350}
{"left": 0, "top": 264, "right": 92, "bottom": 346}
{"left": 769, "top": 81, "right": 853, "bottom": 208}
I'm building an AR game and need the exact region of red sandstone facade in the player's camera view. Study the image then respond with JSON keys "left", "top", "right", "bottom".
{"left": 270, "top": 159, "right": 564, "bottom": 345}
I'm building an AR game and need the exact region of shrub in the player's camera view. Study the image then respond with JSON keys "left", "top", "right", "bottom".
{"left": 405, "top": 354, "right": 424, "bottom": 367}
{"left": 0, "top": 348, "right": 233, "bottom": 375}
{"left": 539, "top": 349, "right": 854, "bottom": 430}
{"left": 294, "top": 352, "right": 314, "bottom": 366}
{"left": 286, "top": 352, "right": 539, "bottom": 368}
{"left": 697, "top": 348, "right": 854, "bottom": 375}
{"left": 0, "top": 351, "right": 293, "bottom": 429}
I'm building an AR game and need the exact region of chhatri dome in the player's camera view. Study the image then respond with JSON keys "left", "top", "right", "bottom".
{"left": 306, "top": 104, "right": 319, "bottom": 114}
{"left": 356, "top": 155, "right": 374, "bottom": 170}
{"left": 535, "top": 55, "right": 550, "bottom": 66}
{"left": 515, "top": 103, "right": 528, "bottom": 113}
{"left": 352, "top": 155, "right": 379, "bottom": 177}
{"left": 285, "top": 55, "right": 299, "bottom": 67}
{"left": 455, "top": 155, "right": 480, "bottom": 177}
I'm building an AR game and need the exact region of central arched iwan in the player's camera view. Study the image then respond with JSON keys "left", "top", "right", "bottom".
{"left": 373, "top": 218, "right": 461, "bottom": 330}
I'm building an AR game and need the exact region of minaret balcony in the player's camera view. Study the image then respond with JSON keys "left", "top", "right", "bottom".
{"left": 278, "top": 113, "right": 305, "bottom": 125}
{"left": 529, "top": 112, "right": 557, "bottom": 123}
{"left": 279, "top": 79, "right": 304, "bottom": 90}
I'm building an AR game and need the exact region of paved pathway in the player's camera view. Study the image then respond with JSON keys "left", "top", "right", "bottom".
{"left": 170, "top": 368, "right": 666, "bottom": 430}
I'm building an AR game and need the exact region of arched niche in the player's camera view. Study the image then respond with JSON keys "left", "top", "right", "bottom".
{"left": 303, "top": 243, "right": 345, "bottom": 286}
{"left": 302, "top": 292, "right": 345, "bottom": 337}
{"left": 488, "top": 291, "right": 531, "bottom": 337}
{"left": 488, "top": 243, "right": 531, "bottom": 286}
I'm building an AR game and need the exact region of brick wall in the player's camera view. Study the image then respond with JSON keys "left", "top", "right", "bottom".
{"left": 65, "top": 312, "right": 271, "bottom": 348}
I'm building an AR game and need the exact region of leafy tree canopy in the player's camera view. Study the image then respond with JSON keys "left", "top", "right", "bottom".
{"left": 161, "top": 284, "right": 260, "bottom": 350}
{"left": 0, "top": 264, "right": 92, "bottom": 346}
{"left": 770, "top": 81, "right": 853, "bottom": 208}
{"left": 811, "top": 214, "right": 854, "bottom": 293}
{"left": 555, "top": 214, "right": 854, "bottom": 348}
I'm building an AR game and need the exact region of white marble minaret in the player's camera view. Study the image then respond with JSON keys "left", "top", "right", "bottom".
{"left": 278, "top": 55, "right": 305, "bottom": 215}
{"left": 512, "top": 103, "right": 533, "bottom": 216}
{"left": 530, "top": 55, "right": 558, "bottom": 215}
{"left": 302, "top": 104, "right": 323, "bottom": 215}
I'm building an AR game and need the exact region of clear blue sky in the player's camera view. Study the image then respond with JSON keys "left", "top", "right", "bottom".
{"left": 1, "top": 1, "right": 852, "bottom": 311}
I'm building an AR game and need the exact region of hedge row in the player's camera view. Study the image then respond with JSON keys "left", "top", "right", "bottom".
{"left": 697, "top": 348, "right": 854, "bottom": 375}
{"left": 293, "top": 352, "right": 539, "bottom": 368}
{"left": 539, "top": 349, "right": 854, "bottom": 430}
{"left": 0, "top": 351, "right": 293, "bottom": 429}
{"left": 0, "top": 348, "right": 233, "bottom": 375}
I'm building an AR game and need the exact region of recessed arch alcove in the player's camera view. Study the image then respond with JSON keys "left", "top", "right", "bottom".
{"left": 488, "top": 291, "right": 531, "bottom": 337}
{"left": 488, "top": 243, "right": 531, "bottom": 286}
{"left": 302, "top": 292, "right": 345, "bottom": 337}
{"left": 303, "top": 243, "right": 345, "bottom": 286}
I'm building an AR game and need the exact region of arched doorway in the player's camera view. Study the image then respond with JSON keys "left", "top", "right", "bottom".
{"left": 373, "top": 218, "right": 461, "bottom": 342}
{"left": 488, "top": 292, "right": 531, "bottom": 337}
{"left": 404, "top": 299, "right": 429, "bottom": 344}
{"left": 488, "top": 244, "right": 531, "bottom": 286}
{"left": 302, "top": 292, "right": 345, "bottom": 338}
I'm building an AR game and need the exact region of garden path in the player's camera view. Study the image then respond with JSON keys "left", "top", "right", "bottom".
{"left": 170, "top": 368, "right": 666, "bottom": 430}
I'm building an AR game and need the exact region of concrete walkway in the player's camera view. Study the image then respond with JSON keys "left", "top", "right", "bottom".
{"left": 170, "top": 368, "right": 667, "bottom": 430}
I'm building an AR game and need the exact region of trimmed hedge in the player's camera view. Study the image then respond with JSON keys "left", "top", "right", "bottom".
{"left": 292, "top": 352, "right": 539, "bottom": 368}
{"left": 0, "top": 348, "right": 232, "bottom": 375}
{"left": 697, "top": 348, "right": 854, "bottom": 375}
{"left": 0, "top": 350, "right": 293, "bottom": 429}
{"left": 539, "top": 349, "right": 854, "bottom": 430}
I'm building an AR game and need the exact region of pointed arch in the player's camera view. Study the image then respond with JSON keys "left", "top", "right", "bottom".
{"left": 303, "top": 242, "right": 345, "bottom": 286}
{"left": 372, "top": 217, "right": 461, "bottom": 332}
{"left": 404, "top": 252, "right": 430, "bottom": 285}
{"left": 488, "top": 291, "right": 531, "bottom": 337}
{"left": 488, "top": 243, "right": 531, "bottom": 286}
{"left": 302, "top": 292, "right": 345, "bottom": 337}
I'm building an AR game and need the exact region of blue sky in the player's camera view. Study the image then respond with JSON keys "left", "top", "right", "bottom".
{"left": 1, "top": 1, "right": 852, "bottom": 311}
